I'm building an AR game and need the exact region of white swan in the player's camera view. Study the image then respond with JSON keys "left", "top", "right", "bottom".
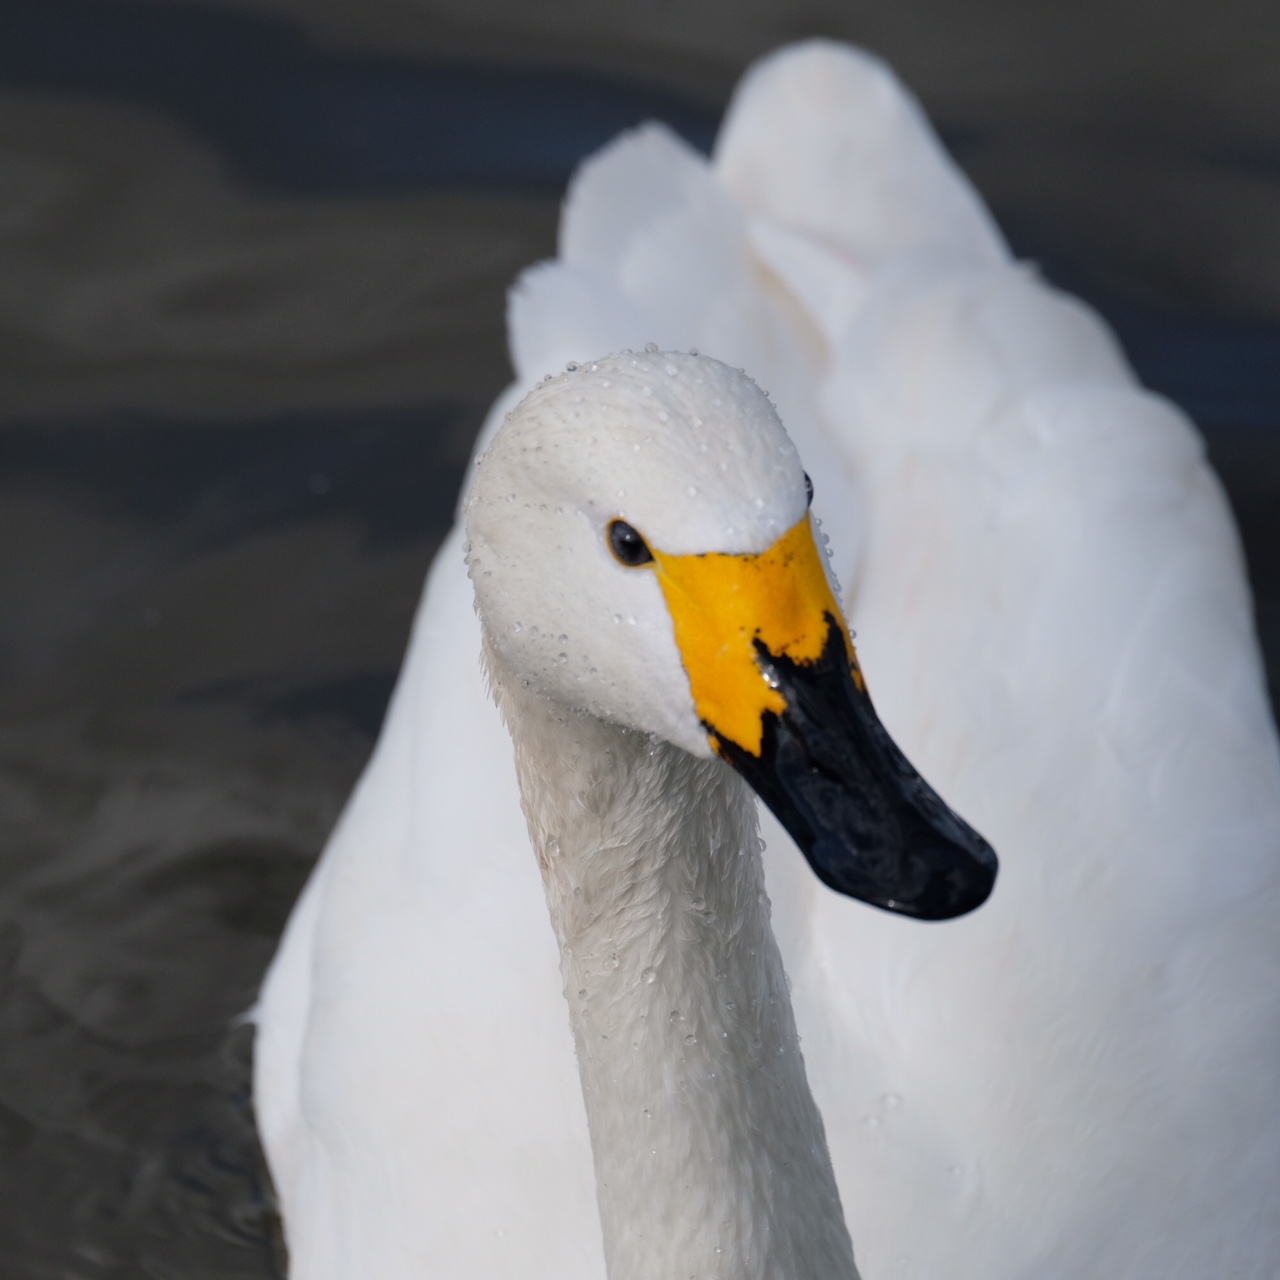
{"left": 254, "top": 41, "right": 1280, "bottom": 1280}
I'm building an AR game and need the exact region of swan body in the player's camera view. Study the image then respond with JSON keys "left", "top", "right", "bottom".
{"left": 254, "top": 41, "right": 1280, "bottom": 1279}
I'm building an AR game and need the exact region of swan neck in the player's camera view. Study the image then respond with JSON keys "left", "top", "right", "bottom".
{"left": 485, "top": 639, "right": 859, "bottom": 1280}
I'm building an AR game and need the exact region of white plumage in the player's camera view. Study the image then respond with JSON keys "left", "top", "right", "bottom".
{"left": 254, "top": 41, "right": 1280, "bottom": 1279}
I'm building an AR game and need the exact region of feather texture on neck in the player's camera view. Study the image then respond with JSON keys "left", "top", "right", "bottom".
{"left": 483, "top": 632, "right": 860, "bottom": 1280}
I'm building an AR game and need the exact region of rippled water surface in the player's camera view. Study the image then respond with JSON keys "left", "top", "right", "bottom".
{"left": 1, "top": 1, "right": 1278, "bottom": 1275}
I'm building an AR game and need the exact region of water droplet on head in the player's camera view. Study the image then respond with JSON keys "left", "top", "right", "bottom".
{"left": 512, "top": 622, "right": 523, "bottom": 632}
{"left": 605, "top": 952, "right": 620, "bottom": 971}
{"left": 669, "top": 1010, "right": 681, "bottom": 1024}
{"left": 578, "top": 989, "right": 587, "bottom": 1000}
{"left": 685, "top": 1034, "right": 697, "bottom": 1046}
{"left": 644, "top": 341, "right": 659, "bottom": 353}
{"left": 566, "top": 361, "right": 579, "bottom": 371}
{"left": 641, "top": 966, "right": 657, "bottom": 985}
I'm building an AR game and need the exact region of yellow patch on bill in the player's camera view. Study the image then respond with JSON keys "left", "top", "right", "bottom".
{"left": 652, "top": 514, "right": 861, "bottom": 756}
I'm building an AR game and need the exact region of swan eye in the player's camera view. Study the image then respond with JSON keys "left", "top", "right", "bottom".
{"left": 804, "top": 472, "right": 814, "bottom": 507}
{"left": 608, "top": 520, "right": 654, "bottom": 568}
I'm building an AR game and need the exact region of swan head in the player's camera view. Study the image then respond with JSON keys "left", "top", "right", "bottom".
{"left": 467, "top": 350, "right": 996, "bottom": 920}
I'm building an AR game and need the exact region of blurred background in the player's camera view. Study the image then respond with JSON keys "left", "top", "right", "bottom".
{"left": 0, "top": 1, "right": 1277, "bottom": 1275}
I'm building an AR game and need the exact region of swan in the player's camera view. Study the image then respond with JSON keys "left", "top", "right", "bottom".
{"left": 253, "top": 40, "right": 1280, "bottom": 1280}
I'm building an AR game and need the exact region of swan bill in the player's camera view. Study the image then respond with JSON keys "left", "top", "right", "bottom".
{"left": 715, "top": 623, "right": 997, "bottom": 920}
{"left": 653, "top": 515, "right": 997, "bottom": 921}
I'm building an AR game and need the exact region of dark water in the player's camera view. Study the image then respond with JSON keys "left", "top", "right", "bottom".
{"left": 0, "top": 1, "right": 1278, "bottom": 1275}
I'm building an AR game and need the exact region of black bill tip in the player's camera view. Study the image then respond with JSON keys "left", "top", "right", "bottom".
{"left": 713, "top": 621, "right": 997, "bottom": 922}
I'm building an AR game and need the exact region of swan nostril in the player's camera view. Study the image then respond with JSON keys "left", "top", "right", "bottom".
{"left": 804, "top": 473, "right": 814, "bottom": 507}
{"left": 608, "top": 520, "right": 655, "bottom": 567}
